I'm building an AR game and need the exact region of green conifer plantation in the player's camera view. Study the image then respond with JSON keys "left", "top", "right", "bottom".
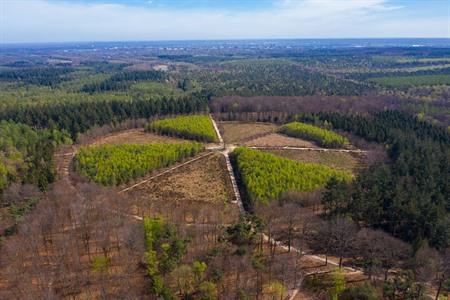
{"left": 280, "top": 122, "right": 348, "bottom": 148}
{"left": 233, "top": 147, "right": 351, "bottom": 204}
{"left": 146, "top": 115, "right": 218, "bottom": 142}
{"left": 74, "top": 142, "right": 202, "bottom": 185}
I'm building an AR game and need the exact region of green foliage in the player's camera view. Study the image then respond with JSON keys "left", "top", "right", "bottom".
{"left": 340, "top": 283, "right": 380, "bottom": 300}
{"left": 0, "top": 67, "right": 74, "bottom": 87}
{"left": 81, "top": 70, "right": 166, "bottom": 93}
{"left": 307, "top": 110, "right": 450, "bottom": 249}
{"left": 198, "top": 281, "right": 218, "bottom": 300}
{"left": 370, "top": 74, "right": 450, "bottom": 87}
{"left": 193, "top": 260, "right": 207, "bottom": 284}
{"left": 329, "top": 268, "right": 346, "bottom": 300}
{"left": 232, "top": 147, "right": 352, "bottom": 205}
{"left": 264, "top": 280, "right": 286, "bottom": 300}
{"left": 191, "top": 59, "right": 368, "bottom": 96}
{"left": 147, "top": 115, "right": 218, "bottom": 142}
{"left": 143, "top": 217, "right": 188, "bottom": 297}
{"left": 0, "top": 120, "right": 72, "bottom": 195}
{"left": 8, "top": 197, "right": 39, "bottom": 221}
{"left": 91, "top": 256, "right": 108, "bottom": 273}
{"left": 0, "top": 163, "right": 7, "bottom": 191}
{"left": 223, "top": 221, "right": 257, "bottom": 247}
{"left": 74, "top": 142, "right": 202, "bottom": 185}
{"left": 383, "top": 270, "right": 425, "bottom": 300}
{"left": 0, "top": 92, "right": 209, "bottom": 138}
{"left": 280, "top": 121, "right": 348, "bottom": 148}
{"left": 303, "top": 274, "right": 331, "bottom": 292}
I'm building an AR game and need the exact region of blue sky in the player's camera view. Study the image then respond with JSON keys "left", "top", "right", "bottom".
{"left": 2, "top": 0, "right": 449, "bottom": 43}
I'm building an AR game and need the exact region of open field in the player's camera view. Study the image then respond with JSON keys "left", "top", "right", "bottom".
{"left": 264, "top": 149, "right": 365, "bottom": 173}
{"left": 91, "top": 128, "right": 187, "bottom": 146}
{"left": 244, "top": 133, "right": 317, "bottom": 147}
{"left": 218, "top": 121, "right": 279, "bottom": 143}
{"left": 124, "top": 153, "right": 239, "bottom": 224}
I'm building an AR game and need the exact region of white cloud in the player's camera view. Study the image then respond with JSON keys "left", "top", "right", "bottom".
{"left": 1, "top": 0, "right": 448, "bottom": 43}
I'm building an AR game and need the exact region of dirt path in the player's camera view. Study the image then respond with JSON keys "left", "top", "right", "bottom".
{"left": 209, "top": 117, "right": 244, "bottom": 210}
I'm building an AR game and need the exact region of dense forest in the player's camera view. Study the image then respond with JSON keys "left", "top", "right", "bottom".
{"left": 301, "top": 111, "right": 450, "bottom": 249}
{"left": 232, "top": 147, "right": 352, "bottom": 207}
{"left": 0, "top": 67, "right": 74, "bottom": 87}
{"left": 146, "top": 115, "right": 218, "bottom": 142}
{"left": 74, "top": 142, "right": 202, "bottom": 185}
{"left": 0, "top": 94, "right": 209, "bottom": 138}
{"left": 81, "top": 70, "right": 167, "bottom": 93}
{"left": 190, "top": 60, "right": 370, "bottom": 97}
{"left": 0, "top": 121, "right": 72, "bottom": 197}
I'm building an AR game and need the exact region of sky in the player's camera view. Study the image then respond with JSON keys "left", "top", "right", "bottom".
{"left": 1, "top": 0, "right": 450, "bottom": 43}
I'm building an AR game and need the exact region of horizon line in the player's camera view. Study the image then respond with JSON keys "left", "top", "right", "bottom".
{"left": 2, "top": 36, "right": 450, "bottom": 46}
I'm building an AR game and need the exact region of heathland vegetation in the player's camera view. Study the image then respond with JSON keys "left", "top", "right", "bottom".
{"left": 74, "top": 142, "right": 202, "bottom": 185}
{"left": 279, "top": 121, "right": 348, "bottom": 148}
{"left": 232, "top": 147, "right": 351, "bottom": 205}
{"left": 146, "top": 115, "right": 217, "bottom": 142}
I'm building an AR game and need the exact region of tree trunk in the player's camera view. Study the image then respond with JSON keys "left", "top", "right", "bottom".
{"left": 435, "top": 279, "right": 443, "bottom": 300}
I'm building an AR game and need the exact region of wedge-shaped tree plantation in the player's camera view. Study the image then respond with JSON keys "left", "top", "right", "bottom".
{"left": 146, "top": 115, "right": 218, "bottom": 142}
{"left": 74, "top": 142, "right": 202, "bottom": 185}
{"left": 232, "top": 147, "right": 351, "bottom": 205}
{"left": 279, "top": 121, "right": 348, "bottom": 148}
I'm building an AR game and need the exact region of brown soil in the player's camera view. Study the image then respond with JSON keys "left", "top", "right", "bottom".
{"left": 265, "top": 149, "right": 366, "bottom": 173}
{"left": 244, "top": 133, "right": 317, "bottom": 147}
{"left": 124, "top": 153, "right": 239, "bottom": 224}
{"left": 218, "top": 122, "right": 279, "bottom": 144}
{"left": 91, "top": 128, "right": 187, "bottom": 146}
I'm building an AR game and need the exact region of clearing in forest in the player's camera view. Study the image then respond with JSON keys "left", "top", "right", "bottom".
{"left": 244, "top": 133, "right": 316, "bottom": 147}
{"left": 125, "top": 153, "right": 239, "bottom": 224}
{"left": 146, "top": 114, "right": 218, "bottom": 142}
{"left": 91, "top": 128, "right": 187, "bottom": 146}
{"left": 217, "top": 121, "right": 279, "bottom": 143}
{"left": 264, "top": 149, "right": 365, "bottom": 174}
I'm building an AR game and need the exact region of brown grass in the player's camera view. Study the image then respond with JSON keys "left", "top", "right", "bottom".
{"left": 218, "top": 122, "right": 279, "bottom": 143}
{"left": 125, "top": 153, "right": 239, "bottom": 224}
{"left": 244, "top": 133, "right": 317, "bottom": 147}
{"left": 264, "top": 149, "right": 366, "bottom": 173}
{"left": 91, "top": 128, "right": 187, "bottom": 146}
